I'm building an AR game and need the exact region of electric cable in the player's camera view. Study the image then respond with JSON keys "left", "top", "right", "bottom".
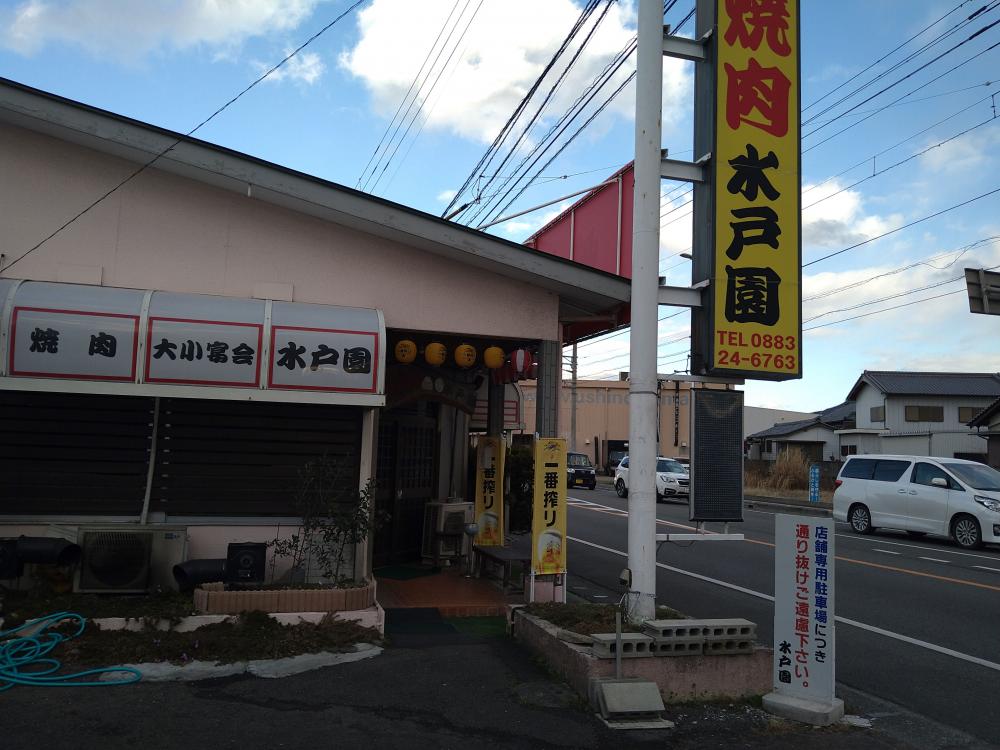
{"left": 441, "top": 0, "right": 604, "bottom": 218}
{"left": 367, "top": 0, "right": 486, "bottom": 193}
{"left": 0, "top": 0, "right": 368, "bottom": 277}
{"left": 356, "top": 0, "right": 465, "bottom": 189}
{"left": 803, "top": 184, "right": 1000, "bottom": 268}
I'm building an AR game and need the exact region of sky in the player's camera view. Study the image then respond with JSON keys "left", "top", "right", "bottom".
{"left": 1, "top": 0, "right": 998, "bottom": 413}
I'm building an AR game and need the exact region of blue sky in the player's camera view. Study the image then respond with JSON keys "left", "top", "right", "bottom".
{"left": 1, "top": 0, "right": 998, "bottom": 413}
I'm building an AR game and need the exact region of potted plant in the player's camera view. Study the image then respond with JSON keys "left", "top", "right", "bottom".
{"left": 193, "top": 456, "right": 388, "bottom": 615}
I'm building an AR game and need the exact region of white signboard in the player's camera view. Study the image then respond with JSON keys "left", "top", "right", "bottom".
{"left": 144, "top": 292, "right": 266, "bottom": 388}
{"left": 146, "top": 318, "right": 263, "bottom": 387}
{"left": 772, "top": 514, "right": 835, "bottom": 704}
{"left": 268, "top": 301, "right": 380, "bottom": 394}
{"left": 2, "top": 282, "right": 385, "bottom": 402}
{"left": 7, "top": 282, "right": 145, "bottom": 382}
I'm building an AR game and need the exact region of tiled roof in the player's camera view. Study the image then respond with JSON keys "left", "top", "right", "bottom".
{"left": 848, "top": 371, "right": 1000, "bottom": 400}
{"left": 969, "top": 395, "right": 1000, "bottom": 427}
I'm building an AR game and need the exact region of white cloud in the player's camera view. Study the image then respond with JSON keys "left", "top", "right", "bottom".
{"left": 1, "top": 0, "right": 319, "bottom": 61}
{"left": 436, "top": 189, "right": 457, "bottom": 203}
{"left": 256, "top": 50, "right": 325, "bottom": 85}
{"left": 801, "top": 179, "right": 903, "bottom": 248}
{"left": 340, "top": 0, "right": 691, "bottom": 145}
{"left": 918, "top": 127, "right": 1000, "bottom": 175}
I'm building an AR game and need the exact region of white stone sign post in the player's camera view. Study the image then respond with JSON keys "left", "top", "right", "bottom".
{"left": 764, "top": 514, "right": 844, "bottom": 725}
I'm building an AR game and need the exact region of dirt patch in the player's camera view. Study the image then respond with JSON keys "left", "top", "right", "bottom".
{"left": 57, "top": 611, "right": 381, "bottom": 667}
{"left": 524, "top": 602, "right": 684, "bottom": 636}
{"left": 1, "top": 588, "right": 196, "bottom": 628}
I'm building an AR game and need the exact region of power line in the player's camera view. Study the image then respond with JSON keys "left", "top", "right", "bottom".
{"left": 802, "top": 0, "right": 975, "bottom": 113}
{"left": 802, "top": 110, "right": 999, "bottom": 212}
{"left": 365, "top": 0, "right": 485, "bottom": 194}
{"left": 355, "top": 0, "right": 463, "bottom": 189}
{"left": 803, "top": 184, "right": 1000, "bottom": 268}
{"left": 1, "top": 0, "right": 368, "bottom": 277}
{"left": 803, "top": 289, "right": 967, "bottom": 331}
{"left": 442, "top": 0, "right": 604, "bottom": 218}
{"left": 803, "top": 262, "right": 1000, "bottom": 323}
{"left": 803, "top": 1, "right": 991, "bottom": 126}
{"left": 803, "top": 36, "right": 1000, "bottom": 154}
{"left": 803, "top": 236, "right": 999, "bottom": 302}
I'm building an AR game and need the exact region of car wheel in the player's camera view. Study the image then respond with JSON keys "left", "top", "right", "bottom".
{"left": 615, "top": 479, "right": 628, "bottom": 498}
{"left": 849, "top": 504, "right": 874, "bottom": 535}
{"left": 587, "top": 482, "right": 596, "bottom": 490}
{"left": 952, "top": 514, "right": 983, "bottom": 550}
{"left": 655, "top": 492, "right": 663, "bottom": 503}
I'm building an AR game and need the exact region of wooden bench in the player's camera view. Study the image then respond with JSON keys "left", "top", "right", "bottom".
{"left": 474, "top": 536, "right": 531, "bottom": 593}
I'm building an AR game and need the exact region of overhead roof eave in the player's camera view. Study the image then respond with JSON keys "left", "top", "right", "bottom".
{"left": 0, "top": 78, "right": 631, "bottom": 320}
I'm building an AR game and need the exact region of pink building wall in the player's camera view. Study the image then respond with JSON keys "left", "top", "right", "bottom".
{"left": 0, "top": 124, "right": 559, "bottom": 341}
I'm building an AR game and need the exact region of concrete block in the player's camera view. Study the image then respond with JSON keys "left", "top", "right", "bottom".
{"left": 643, "top": 619, "right": 704, "bottom": 639}
{"left": 763, "top": 692, "right": 845, "bottom": 727}
{"left": 591, "top": 632, "right": 655, "bottom": 658}
{"left": 650, "top": 638, "right": 704, "bottom": 656}
{"left": 698, "top": 619, "right": 757, "bottom": 640}
{"left": 643, "top": 618, "right": 756, "bottom": 640}
{"left": 703, "top": 639, "right": 755, "bottom": 656}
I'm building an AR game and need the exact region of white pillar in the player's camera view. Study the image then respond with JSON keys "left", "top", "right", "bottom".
{"left": 627, "top": 0, "right": 663, "bottom": 623}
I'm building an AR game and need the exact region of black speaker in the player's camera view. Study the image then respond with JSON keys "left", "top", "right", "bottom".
{"left": 225, "top": 542, "right": 267, "bottom": 584}
{"left": 0, "top": 539, "right": 22, "bottom": 579}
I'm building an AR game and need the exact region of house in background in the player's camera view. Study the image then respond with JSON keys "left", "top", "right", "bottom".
{"left": 969, "top": 396, "right": 1000, "bottom": 468}
{"left": 838, "top": 371, "right": 1000, "bottom": 462}
{"left": 746, "top": 402, "right": 855, "bottom": 462}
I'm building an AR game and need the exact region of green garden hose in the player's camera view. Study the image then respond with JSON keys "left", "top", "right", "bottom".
{"left": 0, "top": 611, "right": 142, "bottom": 690}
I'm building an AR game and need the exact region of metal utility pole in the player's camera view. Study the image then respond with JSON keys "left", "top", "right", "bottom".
{"left": 570, "top": 342, "right": 578, "bottom": 452}
{"left": 627, "top": 0, "right": 664, "bottom": 623}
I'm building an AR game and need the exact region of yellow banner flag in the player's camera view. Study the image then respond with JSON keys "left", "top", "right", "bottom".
{"left": 531, "top": 437, "right": 567, "bottom": 575}
{"left": 474, "top": 437, "right": 504, "bottom": 546}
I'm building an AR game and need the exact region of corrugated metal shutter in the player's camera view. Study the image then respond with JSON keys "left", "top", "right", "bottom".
{"left": 151, "top": 398, "right": 362, "bottom": 516}
{"left": 0, "top": 390, "right": 153, "bottom": 515}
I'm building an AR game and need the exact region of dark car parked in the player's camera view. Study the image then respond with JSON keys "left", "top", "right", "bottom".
{"left": 567, "top": 451, "right": 597, "bottom": 490}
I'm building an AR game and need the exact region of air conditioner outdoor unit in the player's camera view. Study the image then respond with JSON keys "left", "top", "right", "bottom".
{"left": 73, "top": 525, "right": 188, "bottom": 593}
{"left": 421, "top": 502, "right": 474, "bottom": 561}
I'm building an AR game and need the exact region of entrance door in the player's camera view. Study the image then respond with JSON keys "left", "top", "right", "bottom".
{"left": 373, "top": 413, "right": 438, "bottom": 566}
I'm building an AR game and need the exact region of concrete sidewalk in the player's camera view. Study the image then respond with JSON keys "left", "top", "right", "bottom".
{"left": 2, "top": 608, "right": 967, "bottom": 750}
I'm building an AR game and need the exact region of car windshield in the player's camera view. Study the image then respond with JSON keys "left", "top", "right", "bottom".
{"left": 568, "top": 453, "right": 592, "bottom": 468}
{"left": 657, "top": 459, "right": 685, "bottom": 473}
{"left": 941, "top": 463, "right": 1000, "bottom": 491}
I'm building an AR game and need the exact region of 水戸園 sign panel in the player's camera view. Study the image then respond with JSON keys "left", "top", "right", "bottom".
{"left": 710, "top": 0, "right": 801, "bottom": 380}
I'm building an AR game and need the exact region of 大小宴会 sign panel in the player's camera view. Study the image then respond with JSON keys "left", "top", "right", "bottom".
{"left": 711, "top": 0, "right": 801, "bottom": 380}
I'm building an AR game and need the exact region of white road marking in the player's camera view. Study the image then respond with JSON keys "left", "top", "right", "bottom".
{"left": 919, "top": 557, "right": 951, "bottom": 564}
{"left": 973, "top": 566, "right": 1000, "bottom": 574}
{"left": 834, "top": 530, "right": 1000, "bottom": 563}
{"left": 567, "top": 535, "right": 1000, "bottom": 674}
{"left": 872, "top": 549, "right": 901, "bottom": 555}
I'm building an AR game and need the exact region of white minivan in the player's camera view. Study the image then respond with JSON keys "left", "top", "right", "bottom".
{"left": 832, "top": 455, "right": 1000, "bottom": 549}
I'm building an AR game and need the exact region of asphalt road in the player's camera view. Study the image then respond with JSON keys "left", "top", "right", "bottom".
{"left": 563, "top": 485, "right": 1000, "bottom": 746}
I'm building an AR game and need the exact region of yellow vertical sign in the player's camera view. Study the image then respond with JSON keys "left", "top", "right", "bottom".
{"left": 531, "top": 438, "right": 567, "bottom": 575}
{"left": 711, "top": 0, "right": 801, "bottom": 380}
{"left": 474, "top": 437, "right": 505, "bottom": 546}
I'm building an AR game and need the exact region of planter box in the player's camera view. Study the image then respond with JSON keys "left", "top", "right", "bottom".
{"left": 512, "top": 610, "right": 772, "bottom": 705}
{"left": 193, "top": 581, "right": 376, "bottom": 615}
